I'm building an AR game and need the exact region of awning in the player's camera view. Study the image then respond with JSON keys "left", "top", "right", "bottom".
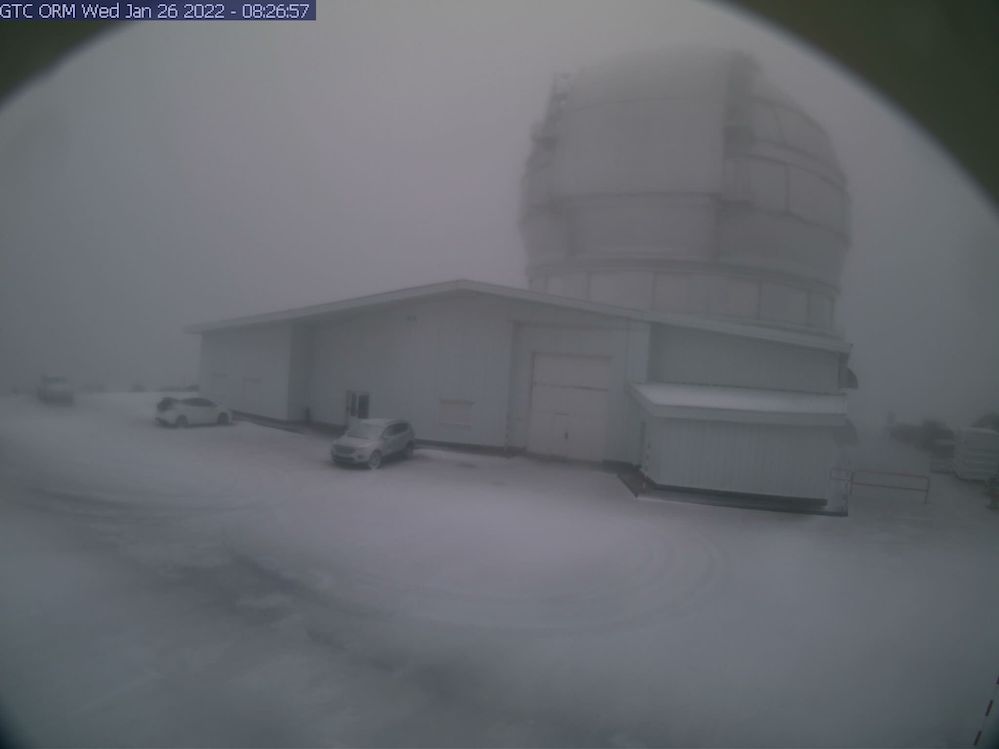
{"left": 630, "top": 382, "right": 848, "bottom": 427}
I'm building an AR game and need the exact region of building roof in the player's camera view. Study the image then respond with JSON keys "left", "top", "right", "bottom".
{"left": 630, "top": 382, "right": 848, "bottom": 427}
{"left": 187, "top": 279, "right": 850, "bottom": 353}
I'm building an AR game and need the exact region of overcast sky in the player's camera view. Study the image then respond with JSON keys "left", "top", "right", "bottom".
{"left": 1, "top": 0, "right": 997, "bottom": 427}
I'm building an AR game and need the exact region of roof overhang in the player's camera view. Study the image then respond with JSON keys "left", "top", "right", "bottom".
{"left": 186, "top": 279, "right": 850, "bottom": 353}
{"left": 630, "top": 382, "right": 848, "bottom": 427}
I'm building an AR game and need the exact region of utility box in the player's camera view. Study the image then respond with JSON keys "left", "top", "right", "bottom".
{"left": 954, "top": 428, "right": 999, "bottom": 481}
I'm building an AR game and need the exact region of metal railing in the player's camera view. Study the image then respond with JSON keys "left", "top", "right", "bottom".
{"left": 839, "top": 469, "right": 931, "bottom": 504}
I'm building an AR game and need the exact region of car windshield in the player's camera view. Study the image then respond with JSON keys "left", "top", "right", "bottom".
{"left": 346, "top": 423, "right": 384, "bottom": 440}
{"left": 156, "top": 397, "right": 177, "bottom": 411}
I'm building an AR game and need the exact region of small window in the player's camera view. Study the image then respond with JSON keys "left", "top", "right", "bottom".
{"left": 439, "top": 399, "right": 473, "bottom": 428}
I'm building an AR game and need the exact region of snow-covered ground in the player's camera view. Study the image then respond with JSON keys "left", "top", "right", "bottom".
{"left": 0, "top": 393, "right": 997, "bottom": 747}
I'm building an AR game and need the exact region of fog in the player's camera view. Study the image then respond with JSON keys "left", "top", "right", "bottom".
{"left": 3, "top": 9, "right": 999, "bottom": 742}
{"left": 1, "top": 0, "right": 998, "bottom": 428}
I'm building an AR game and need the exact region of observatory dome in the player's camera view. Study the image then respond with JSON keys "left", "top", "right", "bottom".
{"left": 521, "top": 49, "right": 849, "bottom": 333}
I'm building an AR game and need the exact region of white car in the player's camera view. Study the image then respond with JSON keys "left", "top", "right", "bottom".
{"left": 155, "top": 396, "right": 233, "bottom": 427}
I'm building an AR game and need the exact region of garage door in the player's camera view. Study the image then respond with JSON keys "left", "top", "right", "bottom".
{"left": 527, "top": 354, "right": 611, "bottom": 461}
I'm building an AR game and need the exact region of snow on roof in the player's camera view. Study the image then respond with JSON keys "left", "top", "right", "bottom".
{"left": 630, "top": 382, "right": 847, "bottom": 427}
{"left": 186, "top": 279, "right": 850, "bottom": 353}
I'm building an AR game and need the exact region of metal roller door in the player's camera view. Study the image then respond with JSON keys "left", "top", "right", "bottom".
{"left": 527, "top": 353, "right": 610, "bottom": 461}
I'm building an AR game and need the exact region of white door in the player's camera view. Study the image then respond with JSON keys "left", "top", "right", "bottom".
{"left": 527, "top": 354, "right": 611, "bottom": 461}
{"left": 210, "top": 373, "right": 228, "bottom": 404}
{"left": 241, "top": 377, "right": 261, "bottom": 414}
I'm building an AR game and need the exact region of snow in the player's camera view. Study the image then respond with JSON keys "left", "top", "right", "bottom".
{"left": 0, "top": 393, "right": 997, "bottom": 747}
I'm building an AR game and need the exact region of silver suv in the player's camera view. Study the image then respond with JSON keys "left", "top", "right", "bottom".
{"left": 331, "top": 418, "right": 415, "bottom": 469}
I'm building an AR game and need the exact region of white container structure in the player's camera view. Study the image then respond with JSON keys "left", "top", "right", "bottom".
{"left": 954, "top": 428, "right": 999, "bottom": 481}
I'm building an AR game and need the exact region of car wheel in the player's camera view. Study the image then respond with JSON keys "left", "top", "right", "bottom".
{"left": 175, "top": 415, "right": 188, "bottom": 428}
{"left": 217, "top": 413, "right": 230, "bottom": 426}
{"left": 367, "top": 451, "right": 383, "bottom": 470}
{"left": 404, "top": 441, "right": 415, "bottom": 459}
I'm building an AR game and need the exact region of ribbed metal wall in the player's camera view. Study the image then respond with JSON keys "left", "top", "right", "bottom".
{"left": 644, "top": 418, "right": 840, "bottom": 499}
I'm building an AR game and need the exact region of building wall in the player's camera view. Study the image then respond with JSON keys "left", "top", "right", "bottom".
{"left": 534, "top": 264, "right": 838, "bottom": 331}
{"left": 304, "top": 294, "right": 648, "bottom": 461}
{"left": 307, "top": 295, "right": 515, "bottom": 446}
{"left": 196, "top": 289, "right": 847, "bottom": 497}
{"left": 642, "top": 417, "right": 840, "bottom": 499}
{"left": 649, "top": 326, "right": 841, "bottom": 393}
{"left": 198, "top": 323, "right": 294, "bottom": 421}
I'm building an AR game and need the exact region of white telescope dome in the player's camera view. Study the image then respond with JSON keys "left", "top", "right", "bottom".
{"left": 521, "top": 49, "right": 849, "bottom": 333}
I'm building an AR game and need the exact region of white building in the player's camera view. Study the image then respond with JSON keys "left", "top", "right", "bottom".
{"left": 189, "top": 49, "right": 855, "bottom": 505}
